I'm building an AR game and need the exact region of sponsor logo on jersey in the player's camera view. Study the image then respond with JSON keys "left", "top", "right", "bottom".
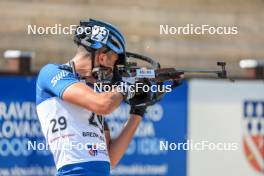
{"left": 82, "top": 131, "right": 105, "bottom": 141}
{"left": 87, "top": 144, "right": 98, "bottom": 156}
{"left": 242, "top": 100, "right": 264, "bottom": 173}
{"left": 51, "top": 71, "right": 70, "bottom": 87}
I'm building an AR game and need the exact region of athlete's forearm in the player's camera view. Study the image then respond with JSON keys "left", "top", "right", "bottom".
{"left": 108, "top": 114, "right": 142, "bottom": 168}
{"left": 63, "top": 82, "right": 123, "bottom": 115}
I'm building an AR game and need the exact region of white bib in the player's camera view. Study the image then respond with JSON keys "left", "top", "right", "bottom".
{"left": 37, "top": 97, "right": 110, "bottom": 169}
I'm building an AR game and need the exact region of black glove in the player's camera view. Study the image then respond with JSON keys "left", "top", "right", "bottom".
{"left": 130, "top": 104, "right": 147, "bottom": 117}
{"left": 114, "top": 81, "right": 136, "bottom": 101}
{"left": 129, "top": 90, "right": 151, "bottom": 117}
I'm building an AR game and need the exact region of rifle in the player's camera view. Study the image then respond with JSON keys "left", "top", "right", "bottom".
{"left": 93, "top": 51, "right": 229, "bottom": 106}
{"left": 122, "top": 52, "right": 227, "bottom": 80}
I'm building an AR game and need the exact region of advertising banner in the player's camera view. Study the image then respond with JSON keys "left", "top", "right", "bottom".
{"left": 0, "top": 76, "right": 55, "bottom": 176}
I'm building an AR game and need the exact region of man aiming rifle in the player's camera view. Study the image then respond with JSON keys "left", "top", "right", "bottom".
{"left": 36, "top": 19, "right": 184, "bottom": 176}
{"left": 36, "top": 18, "right": 228, "bottom": 175}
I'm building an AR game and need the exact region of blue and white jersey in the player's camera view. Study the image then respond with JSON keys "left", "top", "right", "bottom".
{"left": 36, "top": 64, "right": 110, "bottom": 175}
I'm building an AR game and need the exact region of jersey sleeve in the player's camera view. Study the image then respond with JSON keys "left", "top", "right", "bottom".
{"left": 38, "top": 64, "right": 79, "bottom": 99}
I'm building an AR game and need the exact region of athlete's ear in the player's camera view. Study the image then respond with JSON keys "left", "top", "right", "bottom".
{"left": 98, "top": 53, "right": 107, "bottom": 65}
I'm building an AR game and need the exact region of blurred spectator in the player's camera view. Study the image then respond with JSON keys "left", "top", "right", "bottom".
{"left": 239, "top": 59, "right": 264, "bottom": 79}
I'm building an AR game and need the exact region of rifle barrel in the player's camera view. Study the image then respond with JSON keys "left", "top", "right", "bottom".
{"left": 176, "top": 69, "right": 221, "bottom": 74}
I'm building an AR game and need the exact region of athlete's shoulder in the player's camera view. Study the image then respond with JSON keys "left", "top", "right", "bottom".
{"left": 36, "top": 63, "right": 79, "bottom": 103}
{"left": 38, "top": 63, "right": 75, "bottom": 86}
{"left": 38, "top": 63, "right": 60, "bottom": 79}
